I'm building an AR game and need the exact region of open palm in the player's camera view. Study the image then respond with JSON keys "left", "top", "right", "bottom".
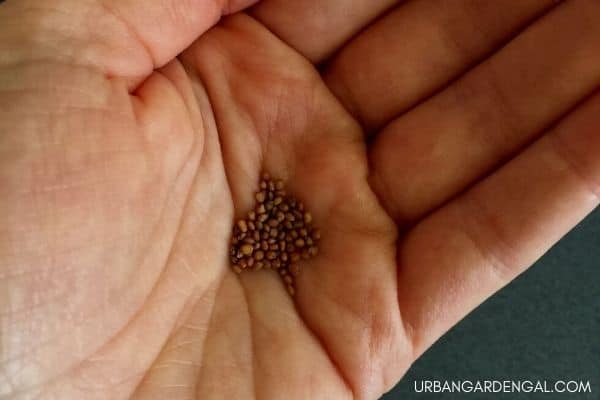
{"left": 1, "top": 1, "right": 599, "bottom": 399}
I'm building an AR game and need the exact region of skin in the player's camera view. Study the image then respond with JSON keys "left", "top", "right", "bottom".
{"left": 1, "top": 0, "right": 599, "bottom": 399}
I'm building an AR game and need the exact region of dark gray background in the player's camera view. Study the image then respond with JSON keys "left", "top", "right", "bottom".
{"left": 381, "top": 207, "right": 599, "bottom": 400}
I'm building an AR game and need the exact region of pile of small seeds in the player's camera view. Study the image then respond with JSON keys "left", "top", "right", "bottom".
{"left": 230, "top": 172, "right": 320, "bottom": 296}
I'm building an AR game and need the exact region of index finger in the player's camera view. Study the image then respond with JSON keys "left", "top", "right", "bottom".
{"left": 251, "top": 0, "right": 397, "bottom": 62}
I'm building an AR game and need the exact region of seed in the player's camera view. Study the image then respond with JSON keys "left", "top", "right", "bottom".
{"left": 237, "top": 219, "right": 248, "bottom": 232}
{"left": 230, "top": 172, "right": 320, "bottom": 297}
{"left": 286, "top": 284, "right": 295, "bottom": 296}
{"left": 304, "top": 211, "right": 312, "bottom": 224}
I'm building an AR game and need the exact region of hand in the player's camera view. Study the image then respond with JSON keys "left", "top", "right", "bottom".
{"left": 1, "top": 0, "right": 599, "bottom": 399}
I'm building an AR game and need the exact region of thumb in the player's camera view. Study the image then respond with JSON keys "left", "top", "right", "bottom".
{"left": 0, "top": 0, "right": 259, "bottom": 88}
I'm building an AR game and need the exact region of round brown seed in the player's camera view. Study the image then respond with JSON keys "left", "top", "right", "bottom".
{"left": 230, "top": 173, "right": 320, "bottom": 297}
{"left": 303, "top": 212, "right": 312, "bottom": 224}
{"left": 237, "top": 219, "right": 248, "bottom": 232}
{"left": 286, "top": 284, "right": 295, "bottom": 296}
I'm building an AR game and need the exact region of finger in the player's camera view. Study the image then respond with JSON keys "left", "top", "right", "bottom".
{"left": 397, "top": 90, "right": 600, "bottom": 358}
{"left": 0, "top": 0, "right": 257, "bottom": 87}
{"left": 251, "top": 0, "right": 397, "bottom": 63}
{"left": 369, "top": 0, "right": 600, "bottom": 225}
{"left": 325, "top": 0, "right": 557, "bottom": 130}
